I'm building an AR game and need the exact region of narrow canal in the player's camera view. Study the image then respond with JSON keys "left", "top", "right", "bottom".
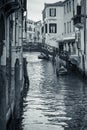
{"left": 10, "top": 52, "right": 87, "bottom": 130}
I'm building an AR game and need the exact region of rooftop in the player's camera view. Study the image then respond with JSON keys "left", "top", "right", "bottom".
{"left": 42, "top": 1, "right": 63, "bottom": 13}
{"left": 45, "top": 1, "right": 63, "bottom": 7}
{"left": 63, "top": 0, "right": 71, "bottom": 3}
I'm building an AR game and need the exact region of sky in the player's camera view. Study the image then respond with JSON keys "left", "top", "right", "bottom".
{"left": 27, "top": 0, "right": 64, "bottom": 22}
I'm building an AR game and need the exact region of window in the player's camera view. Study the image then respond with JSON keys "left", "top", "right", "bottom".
{"left": 67, "top": 21, "right": 71, "bottom": 33}
{"left": 67, "top": 22, "right": 69, "bottom": 33}
{"left": 43, "top": 11, "right": 46, "bottom": 20}
{"left": 34, "top": 28, "right": 35, "bottom": 32}
{"left": 49, "top": 8, "right": 56, "bottom": 17}
{"left": 70, "top": 21, "right": 71, "bottom": 32}
{"left": 37, "top": 31, "right": 40, "bottom": 40}
{"left": 45, "top": 24, "right": 47, "bottom": 33}
{"left": 29, "top": 26, "right": 32, "bottom": 31}
{"left": 29, "top": 34, "right": 32, "bottom": 40}
{"left": 67, "top": 2, "right": 69, "bottom": 13}
{"left": 64, "top": 23, "right": 66, "bottom": 34}
{"left": 41, "top": 26, "right": 44, "bottom": 34}
{"left": 73, "top": 43, "right": 76, "bottom": 54}
{"left": 69, "top": 1, "right": 71, "bottom": 12}
{"left": 73, "top": 21, "right": 75, "bottom": 32}
{"left": 49, "top": 23, "right": 57, "bottom": 33}
{"left": 64, "top": 4, "right": 66, "bottom": 14}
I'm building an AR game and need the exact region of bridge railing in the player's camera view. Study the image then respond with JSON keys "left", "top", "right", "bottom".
{"left": 23, "top": 42, "right": 69, "bottom": 61}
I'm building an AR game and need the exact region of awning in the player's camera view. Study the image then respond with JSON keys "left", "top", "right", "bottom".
{"left": 63, "top": 37, "right": 75, "bottom": 43}
{"left": 69, "top": 55, "right": 81, "bottom": 65}
{"left": 58, "top": 36, "right": 75, "bottom": 43}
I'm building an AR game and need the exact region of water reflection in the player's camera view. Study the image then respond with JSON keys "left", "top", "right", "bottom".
{"left": 22, "top": 52, "right": 87, "bottom": 130}
{"left": 7, "top": 52, "right": 87, "bottom": 130}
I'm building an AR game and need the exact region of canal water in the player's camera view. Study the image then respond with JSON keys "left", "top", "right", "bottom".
{"left": 8, "top": 52, "right": 87, "bottom": 130}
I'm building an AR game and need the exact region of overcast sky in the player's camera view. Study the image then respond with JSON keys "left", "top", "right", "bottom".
{"left": 27, "top": 0, "right": 64, "bottom": 22}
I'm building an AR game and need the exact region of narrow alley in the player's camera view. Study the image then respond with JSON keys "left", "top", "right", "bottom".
{"left": 16, "top": 52, "right": 87, "bottom": 130}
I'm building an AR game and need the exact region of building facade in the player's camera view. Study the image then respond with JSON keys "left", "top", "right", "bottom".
{"left": 26, "top": 19, "right": 42, "bottom": 44}
{"left": 0, "top": 0, "right": 27, "bottom": 129}
{"left": 63, "top": 0, "right": 75, "bottom": 53}
{"left": 61, "top": 0, "right": 79, "bottom": 57}
{"left": 42, "top": 2, "right": 64, "bottom": 48}
{"left": 73, "top": 0, "right": 87, "bottom": 76}
{"left": 42, "top": 0, "right": 87, "bottom": 75}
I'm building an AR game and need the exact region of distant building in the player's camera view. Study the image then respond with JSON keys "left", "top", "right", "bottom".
{"left": 42, "top": 1, "right": 64, "bottom": 48}
{"left": 34, "top": 21, "right": 42, "bottom": 43}
{"left": 26, "top": 19, "right": 42, "bottom": 44}
{"left": 26, "top": 19, "right": 35, "bottom": 43}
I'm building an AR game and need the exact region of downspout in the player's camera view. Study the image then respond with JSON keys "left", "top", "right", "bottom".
{"left": 83, "top": 0, "right": 86, "bottom": 77}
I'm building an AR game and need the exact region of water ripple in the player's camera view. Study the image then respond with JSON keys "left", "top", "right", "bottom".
{"left": 20, "top": 52, "right": 87, "bottom": 130}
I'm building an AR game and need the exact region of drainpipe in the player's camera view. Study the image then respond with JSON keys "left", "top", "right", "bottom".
{"left": 73, "top": 0, "right": 75, "bottom": 16}
{"left": 83, "top": 0, "right": 86, "bottom": 77}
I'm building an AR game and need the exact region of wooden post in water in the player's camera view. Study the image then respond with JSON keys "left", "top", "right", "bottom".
{"left": 0, "top": 69, "right": 6, "bottom": 130}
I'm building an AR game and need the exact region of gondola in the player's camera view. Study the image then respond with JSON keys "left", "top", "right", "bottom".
{"left": 56, "top": 66, "right": 68, "bottom": 76}
{"left": 38, "top": 53, "right": 49, "bottom": 60}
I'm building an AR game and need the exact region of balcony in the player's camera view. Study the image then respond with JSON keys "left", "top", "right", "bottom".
{"left": 73, "top": 15, "right": 83, "bottom": 28}
{"left": 72, "top": 5, "right": 83, "bottom": 28}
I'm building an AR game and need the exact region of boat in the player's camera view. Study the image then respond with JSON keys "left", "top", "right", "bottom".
{"left": 38, "top": 53, "right": 49, "bottom": 60}
{"left": 56, "top": 66, "right": 68, "bottom": 76}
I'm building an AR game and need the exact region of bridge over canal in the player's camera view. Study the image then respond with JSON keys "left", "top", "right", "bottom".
{"left": 23, "top": 42, "right": 69, "bottom": 61}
